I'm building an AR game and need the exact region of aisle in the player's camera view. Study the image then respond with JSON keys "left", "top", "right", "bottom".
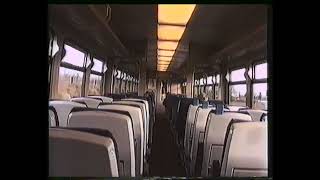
{"left": 149, "top": 104, "right": 186, "bottom": 176}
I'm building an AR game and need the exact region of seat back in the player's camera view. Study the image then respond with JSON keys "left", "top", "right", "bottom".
{"left": 49, "top": 106, "right": 59, "bottom": 127}
{"left": 184, "top": 103, "right": 200, "bottom": 159}
{"left": 176, "top": 98, "right": 193, "bottom": 143}
{"left": 122, "top": 98, "right": 149, "bottom": 125}
{"left": 239, "top": 109, "right": 267, "bottom": 122}
{"left": 220, "top": 122, "right": 267, "bottom": 177}
{"left": 189, "top": 103, "right": 214, "bottom": 175}
{"left": 113, "top": 100, "right": 148, "bottom": 151}
{"left": 226, "top": 105, "right": 249, "bottom": 112}
{"left": 71, "top": 97, "right": 102, "bottom": 108}
{"left": 49, "top": 101, "right": 87, "bottom": 127}
{"left": 201, "top": 112, "right": 252, "bottom": 177}
{"left": 49, "top": 128, "right": 119, "bottom": 177}
{"left": 88, "top": 96, "right": 113, "bottom": 103}
{"left": 68, "top": 108, "right": 135, "bottom": 177}
{"left": 98, "top": 104, "right": 144, "bottom": 176}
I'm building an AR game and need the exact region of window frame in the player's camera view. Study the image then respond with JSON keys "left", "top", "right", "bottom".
{"left": 228, "top": 67, "right": 247, "bottom": 106}
{"left": 88, "top": 56, "right": 106, "bottom": 96}
{"left": 58, "top": 41, "right": 88, "bottom": 98}
{"left": 251, "top": 61, "right": 268, "bottom": 110}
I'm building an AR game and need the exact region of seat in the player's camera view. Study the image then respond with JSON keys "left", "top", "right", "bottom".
{"left": 121, "top": 98, "right": 150, "bottom": 145}
{"left": 189, "top": 102, "right": 214, "bottom": 175}
{"left": 171, "top": 96, "right": 181, "bottom": 129}
{"left": 220, "top": 122, "right": 267, "bottom": 177}
{"left": 88, "top": 96, "right": 113, "bottom": 103}
{"left": 112, "top": 100, "right": 148, "bottom": 153}
{"left": 107, "top": 93, "right": 126, "bottom": 100}
{"left": 49, "top": 106, "right": 59, "bottom": 127}
{"left": 201, "top": 112, "right": 252, "bottom": 177}
{"left": 68, "top": 108, "right": 136, "bottom": 177}
{"left": 49, "top": 101, "right": 87, "bottom": 127}
{"left": 71, "top": 97, "right": 102, "bottom": 108}
{"left": 49, "top": 128, "right": 119, "bottom": 177}
{"left": 122, "top": 98, "right": 150, "bottom": 126}
{"left": 98, "top": 104, "right": 144, "bottom": 176}
{"left": 176, "top": 98, "right": 193, "bottom": 146}
{"left": 239, "top": 109, "right": 268, "bottom": 122}
{"left": 184, "top": 99, "right": 200, "bottom": 162}
{"left": 226, "top": 105, "right": 249, "bottom": 112}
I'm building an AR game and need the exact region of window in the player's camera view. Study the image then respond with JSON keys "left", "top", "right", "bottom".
{"left": 61, "top": 45, "right": 85, "bottom": 67}
{"left": 252, "top": 83, "right": 267, "bottom": 110}
{"left": 214, "top": 74, "right": 221, "bottom": 100}
{"left": 194, "top": 79, "right": 199, "bottom": 97}
{"left": 229, "top": 68, "right": 247, "bottom": 106}
{"left": 206, "top": 76, "right": 214, "bottom": 100}
{"left": 229, "top": 84, "right": 247, "bottom": 106}
{"left": 252, "top": 62, "right": 268, "bottom": 110}
{"left": 58, "top": 67, "right": 83, "bottom": 99}
{"left": 113, "top": 70, "right": 121, "bottom": 93}
{"left": 230, "top": 68, "right": 245, "bottom": 82}
{"left": 89, "top": 58, "right": 104, "bottom": 95}
{"left": 121, "top": 73, "right": 127, "bottom": 93}
{"left": 254, "top": 63, "right": 267, "bottom": 79}
{"left": 57, "top": 44, "right": 86, "bottom": 100}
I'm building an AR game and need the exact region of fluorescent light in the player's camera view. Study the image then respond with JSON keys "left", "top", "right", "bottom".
{"left": 158, "top": 24, "right": 186, "bottom": 41}
{"left": 158, "top": 41, "right": 178, "bottom": 51}
{"left": 157, "top": 4, "right": 196, "bottom": 71}
{"left": 157, "top": 63, "right": 171, "bottom": 65}
{"left": 158, "top": 4, "right": 196, "bottom": 25}
{"left": 158, "top": 56, "right": 172, "bottom": 61}
{"left": 158, "top": 49, "right": 175, "bottom": 57}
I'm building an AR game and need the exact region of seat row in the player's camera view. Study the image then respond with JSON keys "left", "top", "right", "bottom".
{"left": 163, "top": 94, "right": 268, "bottom": 177}
{"left": 49, "top": 93, "right": 156, "bottom": 177}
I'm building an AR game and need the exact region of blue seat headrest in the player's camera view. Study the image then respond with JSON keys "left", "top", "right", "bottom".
{"left": 193, "top": 98, "right": 199, "bottom": 106}
{"left": 202, "top": 101, "right": 209, "bottom": 109}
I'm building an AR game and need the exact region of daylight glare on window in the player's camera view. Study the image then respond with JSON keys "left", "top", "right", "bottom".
{"left": 207, "top": 76, "right": 213, "bottom": 84}
{"left": 62, "top": 45, "right": 85, "bottom": 67}
{"left": 92, "top": 58, "right": 103, "bottom": 72}
{"left": 255, "top": 63, "right": 267, "bottom": 79}
{"left": 231, "top": 68, "right": 246, "bottom": 82}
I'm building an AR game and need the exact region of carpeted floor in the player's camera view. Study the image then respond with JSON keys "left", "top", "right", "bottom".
{"left": 149, "top": 104, "right": 186, "bottom": 176}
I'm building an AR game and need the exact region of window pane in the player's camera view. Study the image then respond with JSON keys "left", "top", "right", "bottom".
{"left": 194, "top": 79, "right": 199, "bottom": 85}
{"left": 62, "top": 45, "right": 85, "bottom": 67}
{"left": 89, "top": 74, "right": 102, "bottom": 95}
{"left": 207, "top": 85, "right": 214, "bottom": 100}
{"left": 252, "top": 83, "right": 268, "bottom": 110}
{"left": 117, "top": 70, "right": 121, "bottom": 79}
{"left": 92, "top": 58, "right": 103, "bottom": 72}
{"left": 231, "top": 68, "right": 245, "bottom": 82}
{"left": 255, "top": 63, "right": 267, "bottom": 79}
{"left": 194, "top": 86, "right": 198, "bottom": 97}
{"left": 216, "top": 74, "right": 220, "bottom": 84}
{"left": 199, "top": 86, "right": 205, "bottom": 99}
{"left": 57, "top": 67, "right": 83, "bottom": 100}
{"left": 215, "top": 84, "right": 221, "bottom": 100}
{"left": 200, "top": 78, "right": 204, "bottom": 85}
{"left": 207, "top": 76, "right": 213, "bottom": 84}
{"left": 229, "top": 84, "right": 246, "bottom": 106}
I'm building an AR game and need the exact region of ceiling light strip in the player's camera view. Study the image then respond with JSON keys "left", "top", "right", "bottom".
{"left": 157, "top": 4, "right": 196, "bottom": 71}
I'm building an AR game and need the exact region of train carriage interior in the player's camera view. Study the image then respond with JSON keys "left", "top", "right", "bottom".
{"left": 48, "top": 4, "right": 271, "bottom": 178}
